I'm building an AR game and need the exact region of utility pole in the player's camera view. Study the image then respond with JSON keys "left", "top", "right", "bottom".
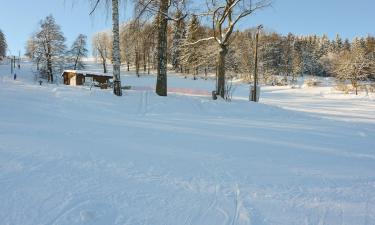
{"left": 18, "top": 51, "right": 21, "bottom": 68}
{"left": 10, "top": 56, "right": 13, "bottom": 75}
{"left": 251, "top": 25, "right": 263, "bottom": 102}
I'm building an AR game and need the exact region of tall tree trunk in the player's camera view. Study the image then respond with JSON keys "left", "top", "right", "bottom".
{"left": 135, "top": 50, "right": 140, "bottom": 77}
{"left": 217, "top": 44, "right": 228, "bottom": 98}
{"left": 143, "top": 49, "right": 147, "bottom": 72}
{"left": 112, "top": 0, "right": 122, "bottom": 96}
{"left": 147, "top": 52, "right": 150, "bottom": 74}
{"left": 74, "top": 52, "right": 80, "bottom": 70}
{"left": 102, "top": 56, "right": 107, "bottom": 73}
{"left": 46, "top": 42, "right": 53, "bottom": 83}
{"left": 47, "top": 54, "right": 53, "bottom": 83}
{"left": 155, "top": 0, "right": 169, "bottom": 96}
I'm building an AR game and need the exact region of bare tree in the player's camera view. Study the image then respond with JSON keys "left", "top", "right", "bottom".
{"left": 187, "top": 0, "right": 271, "bottom": 98}
{"left": 92, "top": 32, "right": 111, "bottom": 73}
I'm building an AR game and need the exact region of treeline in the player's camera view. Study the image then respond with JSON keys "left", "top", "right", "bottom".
{"left": 25, "top": 15, "right": 88, "bottom": 83}
{"left": 0, "top": 29, "right": 7, "bottom": 60}
{"left": 93, "top": 17, "right": 375, "bottom": 86}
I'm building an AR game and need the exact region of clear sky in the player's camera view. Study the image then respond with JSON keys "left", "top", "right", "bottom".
{"left": 0, "top": 0, "right": 374, "bottom": 56}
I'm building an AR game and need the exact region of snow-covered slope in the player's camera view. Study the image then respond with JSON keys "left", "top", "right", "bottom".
{"left": 0, "top": 61, "right": 374, "bottom": 225}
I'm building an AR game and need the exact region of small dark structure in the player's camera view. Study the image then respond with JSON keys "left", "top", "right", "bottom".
{"left": 61, "top": 70, "right": 112, "bottom": 89}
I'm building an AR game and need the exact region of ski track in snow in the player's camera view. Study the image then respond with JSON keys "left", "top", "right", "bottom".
{"left": 0, "top": 60, "right": 375, "bottom": 225}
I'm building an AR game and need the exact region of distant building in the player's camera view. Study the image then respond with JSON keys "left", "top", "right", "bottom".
{"left": 61, "top": 70, "right": 112, "bottom": 89}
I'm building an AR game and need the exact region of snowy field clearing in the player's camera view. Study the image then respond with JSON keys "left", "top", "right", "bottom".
{"left": 1, "top": 61, "right": 375, "bottom": 225}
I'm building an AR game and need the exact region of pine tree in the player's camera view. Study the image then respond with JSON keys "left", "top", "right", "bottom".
{"left": 69, "top": 34, "right": 88, "bottom": 70}
{"left": 0, "top": 29, "right": 7, "bottom": 59}
{"left": 171, "top": 10, "right": 185, "bottom": 71}
{"left": 343, "top": 38, "right": 351, "bottom": 52}
{"left": 181, "top": 15, "right": 202, "bottom": 79}
{"left": 335, "top": 34, "right": 343, "bottom": 53}
{"left": 318, "top": 34, "right": 330, "bottom": 57}
{"left": 260, "top": 33, "right": 283, "bottom": 79}
{"left": 280, "top": 33, "right": 294, "bottom": 82}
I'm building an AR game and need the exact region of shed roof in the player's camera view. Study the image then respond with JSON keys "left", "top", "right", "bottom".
{"left": 61, "top": 70, "right": 113, "bottom": 78}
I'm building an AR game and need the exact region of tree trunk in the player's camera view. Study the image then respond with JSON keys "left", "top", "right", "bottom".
{"left": 155, "top": 0, "right": 169, "bottom": 96}
{"left": 112, "top": 0, "right": 122, "bottom": 96}
{"left": 147, "top": 53, "right": 150, "bottom": 74}
{"left": 74, "top": 53, "right": 79, "bottom": 70}
{"left": 102, "top": 57, "right": 107, "bottom": 73}
{"left": 143, "top": 50, "right": 147, "bottom": 72}
{"left": 135, "top": 49, "right": 140, "bottom": 77}
{"left": 47, "top": 55, "right": 53, "bottom": 83}
{"left": 217, "top": 45, "right": 228, "bottom": 98}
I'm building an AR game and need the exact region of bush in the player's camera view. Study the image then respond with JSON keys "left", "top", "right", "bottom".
{"left": 304, "top": 78, "right": 322, "bottom": 87}
{"left": 335, "top": 82, "right": 351, "bottom": 94}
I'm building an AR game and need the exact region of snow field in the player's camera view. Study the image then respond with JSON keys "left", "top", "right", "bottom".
{"left": 0, "top": 61, "right": 375, "bottom": 225}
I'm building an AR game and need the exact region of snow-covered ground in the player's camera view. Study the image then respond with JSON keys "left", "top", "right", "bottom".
{"left": 1, "top": 60, "right": 374, "bottom": 225}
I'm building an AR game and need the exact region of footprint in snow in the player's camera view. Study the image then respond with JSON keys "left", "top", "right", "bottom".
{"left": 80, "top": 210, "right": 95, "bottom": 222}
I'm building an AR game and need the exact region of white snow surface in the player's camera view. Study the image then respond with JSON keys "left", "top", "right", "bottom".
{"left": 1, "top": 60, "right": 375, "bottom": 225}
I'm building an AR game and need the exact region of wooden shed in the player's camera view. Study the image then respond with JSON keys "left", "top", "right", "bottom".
{"left": 61, "top": 70, "right": 112, "bottom": 89}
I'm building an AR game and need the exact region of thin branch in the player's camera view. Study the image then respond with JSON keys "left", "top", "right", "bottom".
{"left": 181, "top": 37, "right": 215, "bottom": 46}
{"left": 89, "top": 0, "right": 101, "bottom": 15}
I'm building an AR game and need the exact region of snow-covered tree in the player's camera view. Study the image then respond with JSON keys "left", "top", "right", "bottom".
{"left": 33, "top": 15, "right": 66, "bottom": 83}
{"left": 181, "top": 15, "right": 203, "bottom": 78}
{"left": 334, "top": 34, "right": 343, "bottom": 53}
{"left": 25, "top": 34, "right": 43, "bottom": 70}
{"left": 68, "top": 34, "right": 88, "bottom": 70}
{"left": 0, "top": 29, "right": 7, "bottom": 59}
{"left": 260, "top": 33, "right": 283, "bottom": 78}
{"left": 171, "top": 10, "right": 185, "bottom": 71}
{"left": 206, "top": 0, "right": 271, "bottom": 98}
{"left": 333, "top": 38, "right": 373, "bottom": 95}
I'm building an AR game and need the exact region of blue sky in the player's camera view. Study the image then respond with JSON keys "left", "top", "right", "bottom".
{"left": 0, "top": 0, "right": 374, "bottom": 55}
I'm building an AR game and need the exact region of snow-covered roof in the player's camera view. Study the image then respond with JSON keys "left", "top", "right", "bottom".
{"left": 62, "top": 70, "right": 113, "bottom": 78}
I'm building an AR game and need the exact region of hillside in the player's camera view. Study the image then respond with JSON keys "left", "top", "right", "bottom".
{"left": 0, "top": 61, "right": 374, "bottom": 225}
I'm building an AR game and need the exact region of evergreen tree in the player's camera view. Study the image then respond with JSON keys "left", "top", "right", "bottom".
{"left": 335, "top": 34, "right": 343, "bottom": 53}
{"left": 318, "top": 34, "right": 330, "bottom": 57}
{"left": 171, "top": 10, "right": 185, "bottom": 71}
{"left": 343, "top": 38, "right": 351, "bottom": 52}
{"left": 0, "top": 29, "right": 6, "bottom": 59}
{"left": 260, "top": 33, "right": 283, "bottom": 78}
{"left": 69, "top": 34, "right": 88, "bottom": 70}
{"left": 181, "top": 15, "right": 202, "bottom": 78}
{"left": 280, "top": 33, "right": 294, "bottom": 81}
